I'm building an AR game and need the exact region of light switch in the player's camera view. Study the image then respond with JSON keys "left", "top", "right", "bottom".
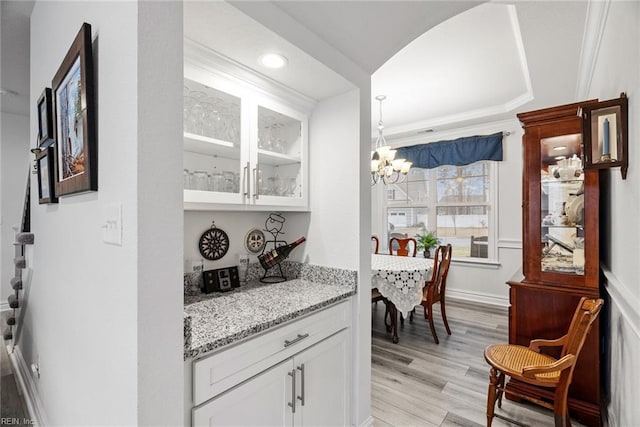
{"left": 103, "top": 203, "right": 123, "bottom": 246}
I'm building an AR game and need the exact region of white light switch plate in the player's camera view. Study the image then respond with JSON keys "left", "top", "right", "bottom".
{"left": 103, "top": 203, "right": 123, "bottom": 246}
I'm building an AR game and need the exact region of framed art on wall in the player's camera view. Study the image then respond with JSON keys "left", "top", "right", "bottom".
{"left": 37, "top": 88, "right": 54, "bottom": 147}
{"left": 36, "top": 147, "right": 58, "bottom": 204}
{"left": 581, "top": 92, "right": 628, "bottom": 179}
{"left": 52, "top": 22, "right": 97, "bottom": 196}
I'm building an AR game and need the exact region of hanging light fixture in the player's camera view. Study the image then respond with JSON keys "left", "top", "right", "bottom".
{"left": 371, "top": 95, "right": 412, "bottom": 185}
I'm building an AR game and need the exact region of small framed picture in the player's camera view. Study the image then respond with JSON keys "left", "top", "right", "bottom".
{"left": 52, "top": 22, "right": 97, "bottom": 197}
{"left": 37, "top": 88, "right": 54, "bottom": 147}
{"left": 36, "top": 147, "right": 58, "bottom": 204}
{"left": 582, "top": 93, "right": 628, "bottom": 179}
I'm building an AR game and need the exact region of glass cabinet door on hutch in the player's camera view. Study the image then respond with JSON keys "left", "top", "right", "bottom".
{"left": 509, "top": 100, "right": 601, "bottom": 427}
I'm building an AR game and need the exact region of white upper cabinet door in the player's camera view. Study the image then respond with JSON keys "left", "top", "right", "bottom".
{"left": 183, "top": 64, "right": 251, "bottom": 208}
{"left": 249, "top": 97, "right": 309, "bottom": 209}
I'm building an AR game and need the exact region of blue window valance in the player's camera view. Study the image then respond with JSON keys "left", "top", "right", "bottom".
{"left": 395, "top": 132, "right": 503, "bottom": 169}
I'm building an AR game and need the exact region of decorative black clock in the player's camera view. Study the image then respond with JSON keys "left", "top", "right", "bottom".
{"left": 198, "top": 222, "right": 229, "bottom": 261}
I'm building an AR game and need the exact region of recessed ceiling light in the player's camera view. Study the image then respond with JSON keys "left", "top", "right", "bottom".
{"left": 553, "top": 146, "right": 567, "bottom": 151}
{"left": 259, "top": 53, "right": 288, "bottom": 69}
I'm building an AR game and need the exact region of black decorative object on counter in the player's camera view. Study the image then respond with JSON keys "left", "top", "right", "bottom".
{"left": 258, "top": 213, "right": 294, "bottom": 283}
{"left": 198, "top": 221, "right": 229, "bottom": 261}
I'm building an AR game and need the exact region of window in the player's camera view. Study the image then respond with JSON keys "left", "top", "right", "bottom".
{"left": 385, "top": 161, "right": 494, "bottom": 260}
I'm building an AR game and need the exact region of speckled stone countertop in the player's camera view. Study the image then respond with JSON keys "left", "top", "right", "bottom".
{"left": 183, "top": 263, "right": 357, "bottom": 360}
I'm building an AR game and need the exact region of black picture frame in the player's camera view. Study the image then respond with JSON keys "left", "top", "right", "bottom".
{"left": 36, "top": 147, "right": 58, "bottom": 204}
{"left": 37, "top": 88, "right": 54, "bottom": 147}
{"left": 581, "top": 92, "right": 628, "bottom": 179}
{"left": 52, "top": 22, "right": 97, "bottom": 196}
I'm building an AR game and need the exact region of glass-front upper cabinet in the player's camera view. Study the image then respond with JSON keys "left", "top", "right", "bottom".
{"left": 517, "top": 100, "right": 599, "bottom": 289}
{"left": 252, "top": 103, "right": 305, "bottom": 206}
{"left": 183, "top": 59, "right": 309, "bottom": 211}
{"left": 183, "top": 77, "right": 244, "bottom": 205}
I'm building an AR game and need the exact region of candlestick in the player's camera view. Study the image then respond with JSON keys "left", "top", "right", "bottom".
{"left": 602, "top": 119, "right": 609, "bottom": 157}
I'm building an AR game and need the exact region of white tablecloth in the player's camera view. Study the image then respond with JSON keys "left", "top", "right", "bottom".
{"left": 372, "top": 254, "right": 433, "bottom": 318}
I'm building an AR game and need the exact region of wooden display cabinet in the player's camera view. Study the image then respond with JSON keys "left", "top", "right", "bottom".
{"left": 508, "top": 100, "right": 601, "bottom": 426}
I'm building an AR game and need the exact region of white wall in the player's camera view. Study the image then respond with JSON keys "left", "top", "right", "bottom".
{"left": 25, "top": 1, "right": 183, "bottom": 425}
{"left": 584, "top": 1, "right": 640, "bottom": 425}
{"left": 1, "top": 113, "right": 29, "bottom": 309}
{"left": 308, "top": 90, "right": 361, "bottom": 270}
{"left": 372, "top": 120, "right": 523, "bottom": 306}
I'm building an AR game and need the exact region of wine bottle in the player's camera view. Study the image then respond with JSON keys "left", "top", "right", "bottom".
{"left": 258, "top": 237, "right": 306, "bottom": 270}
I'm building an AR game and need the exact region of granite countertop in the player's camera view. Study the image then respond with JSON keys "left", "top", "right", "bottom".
{"left": 183, "top": 263, "right": 357, "bottom": 360}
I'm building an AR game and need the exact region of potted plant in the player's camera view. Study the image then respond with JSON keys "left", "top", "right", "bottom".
{"left": 415, "top": 230, "right": 440, "bottom": 258}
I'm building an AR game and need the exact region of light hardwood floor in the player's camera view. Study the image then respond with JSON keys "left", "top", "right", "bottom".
{"left": 371, "top": 299, "right": 586, "bottom": 427}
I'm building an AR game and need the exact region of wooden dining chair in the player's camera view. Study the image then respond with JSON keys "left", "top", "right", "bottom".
{"left": 418, "top": 244, "right": 452, "bottom": 344}
{"left": 388, "top": 237, "right": 417, "bottom": 257}
{"left": 371, "top": 236, "right": 380, "bottom": 254}
{"left": 484, "top": 297, "right": 603, "bottom": 427}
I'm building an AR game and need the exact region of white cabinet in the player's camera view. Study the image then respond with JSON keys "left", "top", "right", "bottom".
{"left": 188, "top": 300, "right": 351, "bottom": 426}
{"left": 292, "top": 330, "right": 350, "bottom": 426}
{"left": 193, "top": 330, "right": 350, "bottom": 427}
{"left": 193, "top": 361, "right": 293, "bottom": 427}
{"left": 183, "top": 58, "right": 309, "bottom": 211}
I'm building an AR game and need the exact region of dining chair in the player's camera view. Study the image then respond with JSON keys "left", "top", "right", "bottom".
{"left": 484, "top": 297, "right": 603, "bottom": 427}
{"left": 371, "top": 235, "right": 380, "bottom": 254}
{"left": 388, "top": 237, "right": 417, "bottom": 257}
{"left": 419, "top": 244, "right": 452, "bottom": 344}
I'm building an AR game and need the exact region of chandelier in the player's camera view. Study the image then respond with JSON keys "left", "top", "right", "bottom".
{"left": 371, "top": 95, "right": 412, "bottom": 185}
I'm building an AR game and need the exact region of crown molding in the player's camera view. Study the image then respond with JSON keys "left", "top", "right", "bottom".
{"left": 575, "top": 0, "right": 611, "bottom": 99}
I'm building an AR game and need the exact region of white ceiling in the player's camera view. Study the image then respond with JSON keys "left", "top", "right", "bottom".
{"left": 270, "top": 1, "right": 481, "bottom": 74}
{"left": 228, "top": 1, "right": 589, "bottom": 138}
{"left": 184, "top": 1, "right": 356, "bottom": 102}
{"left": 3, "top": 1, "right": 589, "bottom": 140}
{"left": 372, "top": 3, "right": 533, "bottom": 137}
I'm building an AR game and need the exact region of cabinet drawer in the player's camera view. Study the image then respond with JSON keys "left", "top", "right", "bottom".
{"left": 193, "top": 300, "right": 350, "bottom": 406}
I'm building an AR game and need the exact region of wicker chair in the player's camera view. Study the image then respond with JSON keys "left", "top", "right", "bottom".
{"left": 484, "top": 297, "right": 603, "bottom": 427}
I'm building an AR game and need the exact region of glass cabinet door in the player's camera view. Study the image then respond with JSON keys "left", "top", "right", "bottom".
{"left": 183, "top": 78, "right": 244, "bottom": 204}
{"left": 539, "top": 133, "right": 585, "bottom": 275}
{"left": 254, "top": 105, "right": 305, "bottom": 205}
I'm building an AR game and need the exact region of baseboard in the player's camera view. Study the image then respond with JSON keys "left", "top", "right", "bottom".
{"left": 447, "top": 289, "right": 509, "bottom": 308}
{"left": 7, "top": 344, "right": 47, "bottom": 426}
{"left": 358, "top": 415, "right": 374, "bottom": 427}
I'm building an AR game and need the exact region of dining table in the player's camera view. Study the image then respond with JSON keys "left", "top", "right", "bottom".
{"left": 372, "top": 253, "right": 433, "bottom": 343}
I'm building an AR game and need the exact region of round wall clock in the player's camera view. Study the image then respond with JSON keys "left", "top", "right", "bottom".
{"left": 245, "top": 228, "right": 266, "bottom": 254}
{"left": 198, "top": 223, "right": 230, "bottom": 261}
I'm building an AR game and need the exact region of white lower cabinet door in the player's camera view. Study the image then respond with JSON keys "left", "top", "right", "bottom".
{"left": 192, "top": 360, "right": 294, "bottom": 427}
{"left": 294, "top": 329, "right": 350, "bottom": 426}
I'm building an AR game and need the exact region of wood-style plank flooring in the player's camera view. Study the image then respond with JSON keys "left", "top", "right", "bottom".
{"left": 371, "top": 299, "right": 585, "bottom": 427}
